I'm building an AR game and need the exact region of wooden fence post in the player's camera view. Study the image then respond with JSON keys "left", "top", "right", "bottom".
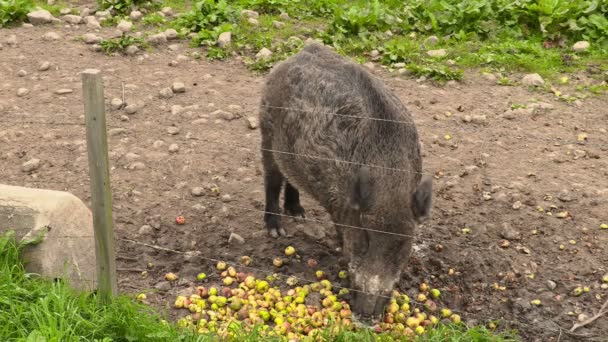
{"left": 82, "top": 69, "right": 117, "bottom": 304}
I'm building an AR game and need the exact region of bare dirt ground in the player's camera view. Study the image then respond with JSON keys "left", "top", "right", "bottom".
{"left": 1, "top": 16, "right": 608, "bottom": 342}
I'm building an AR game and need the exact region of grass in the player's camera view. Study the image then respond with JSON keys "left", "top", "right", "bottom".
{"left": 0, "top": 230, "right": 517, "bottom": 341}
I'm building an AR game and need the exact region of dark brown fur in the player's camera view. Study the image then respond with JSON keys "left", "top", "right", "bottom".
{"left": 259, "top": 43, "right": 433, "bottom": 317}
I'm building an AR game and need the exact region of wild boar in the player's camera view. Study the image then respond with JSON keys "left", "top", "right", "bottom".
{"left": 258, "top": 43, "right": 433, "bottom": 318}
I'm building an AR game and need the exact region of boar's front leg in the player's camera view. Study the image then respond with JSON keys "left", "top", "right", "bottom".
{"left": 284, "top": 181, "right": 305, "bottom": 220}
{"left": 262, "top": 150, "right": 287, "bottom": 238}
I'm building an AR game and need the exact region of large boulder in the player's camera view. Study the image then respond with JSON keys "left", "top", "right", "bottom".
{"left": 0, "top": 184, "right": 97, "bottom": 291}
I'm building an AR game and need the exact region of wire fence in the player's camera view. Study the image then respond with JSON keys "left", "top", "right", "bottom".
{"left": 1, "top": 77, "right": 607, "bottom": 340}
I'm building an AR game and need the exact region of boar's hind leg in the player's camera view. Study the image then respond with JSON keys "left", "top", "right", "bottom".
{"left": 263, "top": 153, "right": 287, "bottom": 238}
{"left": 284, "top": 182, "right": 305, "bottom": 220}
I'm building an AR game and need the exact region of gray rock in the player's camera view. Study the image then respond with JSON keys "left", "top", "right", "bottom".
{"left": 272, "top": 21, "right": 286, "bottom": 29}
{"left": 557, "top": 189, "right": 574, "bottom": 202}
{"left": 171, "top": 82, "right": 186, "bottom": 93}
{"left": 22, "top": 158, "right": 41, "bottom": 172}
{"left": 300, "top": 223, "right": 326, "bottom": 240}
{"left": 546, "top": 280, "right": 557, "bottom": 290}
{"left": 82, "top": 33, "right": 101, "bottom": 44}
{"left": 55, "top": 89, "right": 73, "bottom": 95}
{"left": 217, "top": 31, "right": 231, "bottom": 48}
{"left": 425, "top": 35, "right": 439, "bottom": 45}
{"left": 247, "top": 18, "right": 259, "bottom": 26}
{"left": 212, "top": 109, "right": 234, "bottom": 121}
{"left": 95, "top": 10, "right": 111, "bottom": 19}
{"left": 167, "top": 126, "right": 180, "bottom": 135}
{"left": 63, "top": 14, "right": 82, "bottom": 25}
{"left": 146, "top": 33, "right": 167, "bottom": 46}
{"left": 161, "top": 7, "right": 173, "bottom": 16}
{"left": 159, "top": 87, "right": 174, "bottom": 99}
{"left": 247, "top": 116, "right": 258, "bottom": 129}
{"left": 125, "top": 45, "right": 139, "bottom": 56}
{"left": 17, "top": 88, "right": 30, "bottom": 97}
{"left": 164, "top": 29, "right": 178, "bottom": 40}
{"left": 191, "top": 187, "right": 204, "bottom": 197}
{"left": 110, "top": 98, "right": 124, "bottom": 110}
{"left": 138, "top": 224, "right": 154, "bottom": 235}
{"left": 522, "top": 73, "right": 544, "bottom": 86}
{"left": 38, "top": 61, "right": 50, "bottom": 71}
{"left": 59, "top": 8, "right": 71, "bottom": 15}
{"left": 27, "top": 10, "right": 53, "bottom": 25}
{"left": 117, "top": 20, "right": 133, "bottom": 33}
{"left": 500, "top": 223, "right": 521, "bottom": 240}
{"left": 221, "top": 194, "right": 232, "bottom": 202}
{"left": 6, "top": 35, "right": 17, "bottom": 46}
{"left": 228, "top": 232, "right": 245, "bottom": 244}
{"left": 128, "top": 162, "right": 146, "bottom": 170}
{"left": 84, "top": 16, "right": 100, "bottom": 29}
{"left": 108, "top": 128, "right": 127, "bottom": 136}
{"left": 43, "top": 32, "right": 61, "bottom": 41}
{"left": 130, "top": 10, "right": 143, "bottom": 21}
{"left": 125, "top": 104, "right": 139, "bottom": 114}
{"left": 17, "top": 69, "right": 27, "bottom": 77}
{"left": 168, "top": 143, "right": 179, "bottom": 153}
{"left": 154, "top": 281, "right": 171, "bottom": 291}
{"left": 241, "top": 9, "right": 259, "bottom": 18}
{"left": 427, "top": 49, "right": 447, "bottom": 58}
{"left": 572, "top": 41, "right": 590, "bottom": 52}
{"left": 279, "top": 12, "right": 290, "bottom": 21}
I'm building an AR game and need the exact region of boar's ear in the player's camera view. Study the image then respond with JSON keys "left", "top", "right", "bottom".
{"left": 412, "top": 176, "right": 432, "bottom": 223}
{"left": 349, "top": 166, "right": 374, "bottom": 212}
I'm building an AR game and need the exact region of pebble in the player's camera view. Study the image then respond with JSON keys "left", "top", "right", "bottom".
{"left": 161, "top": 7, "right": 173, "bottom": 16}
{"left": 84, "top": 16, "right": 100, "bottom": 29}
{"left": 228, "top": 232, "right": 245, "bottom": 244}
{"left": 272, "top": 21, "right": 286, "bottom": 29}
{"left": 22, "top": 158, "right": 41, "bottom": 172}
{"left": 217, "top": 31, "right": 231, "bottom": 48}
{"left": 500, "top": 223, "right": 521, "bottom": 240}
{"left": 482, "top": 72, "right": 496, "bottom": 82}
{"left": 62, "top": 14, "right": 82, "bottom": 25}
{"left": 159, "top": 87, "right": 174, "bottom": 99}
{"left": 6, "top": 35, "right": 17, "bottom": 46}
{"left": 125, "top": 45, "right": 139, "bottom": 56}
{"left": 38, "top": 61, "right": 50, "bottom": 71}
{"left": 95, "top": 10, "right": 111, "bottom": 19}
{"left": 59, "top": 8, "right": 71, "bottom": 15}
{"left": 17, "top": 70, "right": 27, "bottom": 77}
{"left": 171, "top": 105, "right": 183, "bottom": 115}
{"left": 138, "top": 224, "right": 154, "bottom": 235}
{"left": 82, "top": 33, "right": 101, "bottom": 44}
{"left": 248, "top": 18, "right": 259, "bottom": 26}
{"left": 427, "top": 49, "right": 447, "bottom": 58}
{"left": 247, "top": 116, "right": 258, "bottom": 129}
{"left": 241, "top": 9, "right": 259, "bottom": 18}
{"left": 110, "top": 98, "right": 123, "bottom": 110}
{"left": 546, "top": 280, "right": 557, "bottom": 290}
{"left": 153, "top": 140, "right": 164, "bottom": 148}
{"left": 522, "top": 73, "right": 545, "bottom": 86}
{"left": 117, "top": 20, "right": 133, "bottom": 33}
{"left": 27, "top": 9, "right": 53, "bottom": 25}
{"left": 212, "top": 109, "right": 234, "bottom": 121}
{"left": 256, "top": 48, "right": 272, "bottom": 60}
{"left": 164, "top": 29, "right": 178, "bottom": 40}
{"left": 55, "top": 89, "right": 73, "bottom": 95}
{"left": 572, "top": 41, "right": 590, "bottom": 52}
{"left": 279, "top": 12, "right": 290, "bottom": 21}
{"left": 146, "top": 33, "right": 167, "bottom": 45}
{"left": 191, "top": 187, "right": 204, "bottom": 197}
{"left": 557, "top": 189, "right": 574, "bottom": 202}
{"left": 425, "top": 35, "right": 439, "bottom": 45}
{"left": 17, "top": 88, "right": 30, "bottom": 97}
{"left": 167, "top": 126, "right": 180, "bottom": 135}
{"left": 171, "top": 82, "right": 186, "bottom": 93}
{"left": 168, "top": 143, "right": 179, "bottom": 153}
{"left": 363, "top": 62, "right": 375, "bottom": 70}
{"left": 512, "top": 201, "right": 522, "bottom": 210}
{"left": 128, "top": 162, "right": 146, "bottom": 170}
{"left": 130, "top": 10, "right": 143, "bottom": 21}
{"left": 43, "top": 32, "right": 61, "bottom": 41}
{"left": 168, "top": 44, "right": 179, "bottom": 51}
{"left": 108, "top": 128, "right": 127, "bottom": 136}
{"left": 154, "top": 281, "right": 171, "bottom": 291}
{"left": 125, "top": 103, "right": 139, "bottom": 114}
{"left": 221, "top": 194, "right": 232, "bottom": 203}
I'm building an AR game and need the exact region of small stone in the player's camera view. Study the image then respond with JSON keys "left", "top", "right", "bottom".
{"left": 55, "top": 89, "right": 73, "bottom": 95}
{"left": 38, "top": 61, "right": 50, "bottom": 71}
{"left": 171, "top": 105, "right": 184, "bottom": 115}
{"left": 501, "top": 223, "right": 521, "bottom": 240}
{"left": 241, "top": 9, "right": 259, "bottom": 18}
{"left": 95, "top": 10, "right": 111, "bottom": 19}
{"left": 363, "top": 62, "right": 375, "bottom": 70}
{"left": 221, "top": 194, "right": 232, "bottom": 203}
{"left": 17, "top": 88, "right": 30, "bottom": 97}
{"left": 228, "top": 232, "right": 245, "bottom": 244}
{"left": 165, "top": 29, "right": 178, "bottom": 40}
{"left": 89, "top": 44, "right": 102, "bottom": 52}
{"left": 138, "top": 225, "right": 154, "bottom": 235}
{"left": 169, "top": 60, "right": 179, "bottom": 67}
{"left": 572, "top": 41, "right": 590, "bottom": 52}
{"left": 546, "top": 280, "right": 557, "bottom": 290}
{"left": 108, "top": 128, "right": 127, "bottom": 136}
{"left": 512, "top": 201, "right": 522, "bottom": 210}
{"left": 161, "top": 7, "right": 173, "bottom": 16}
{"left": 62, "top": 14, "right": 82, "bottom": 24}
{"left": 247, "top": 18, "right": 259, "bottom": 26}
{"left": 146, "top": 33, "right": 167, "bottom": 46}
{"left": 171, "top": 82, "right": 186, "bottom": 93}
{"left": 128, "top": 162, "right": 146, "bottom": 170}
{"left": 125, "top": 104, "right": 139, "bottom": 114}
{"left": 167, "top": 126, "right": 180, "bottom": 135}
{"left": 17, "top": 70, "right": 27, "bottom": 77}
{"left": 154, "top": 281, "right": 171, "bottom": 291}
{"left": 43, "top": 32, "right": 61, "bottom": 41}
{"left": 217, "top": 31, "right": 231, "bottom": 48}
{"left": 120, "top": 115, "right": 129, "bottom": 122}
{"left": 125, "top": 45, "right": 139, "bottom": 56}
{"left": 168, "top": 143, "right": 179, "bottom": 153}
{"left": 212, "top": 110, "right": 234, "bottom": 121}
{"left": 425, "top": 36, "right": 439, "bottom": 45}
{"left": 279, "top": 12, "right": 290, "bottom": 20}
{"left": 82, "top": 33, "right": 101, "bottom": 44}
{"left": 153, "top": 140, "right": 164, "bottom": 148}
{"left": 59, "top": 8, "right": 71, "bottom": 15}
{"left": 27, "top": 9, "right": 53, "bottom": 25}
{"left": 427, "top": 49, "right": 447, "bottom": 58}
{"left": 159, "top": 87, "right": 174, "bottom": 99}
{"left": 22, "top": 158, "right": 41, "bottom": 172}
{"left": 191, "top": 187, "right": 204, "bottom": 197}
{"left": 522, "top": 73, "right": 544, "bottom": 86}
{"left": 482, "top": 72, "right": 496, "bottom": 82}
{"left": 84, "top": 16, "right": 100, "bottom": 29}
{"left": 6, "top": 35, "right": 18, "bottom": 46}
{"left": 272, "top": 21, "right": 286, "bottom": 29}
{"left": 109, "top": 98, "right": 123, "bottom": 110}
{"left": 247, "top": 117, "right": 258, "bottom": 129}
{"left": 117, "top": 20, "right": 133, "bottom": 33}
{"left": 130, "top": 10, "right": 143, "bottom": 21}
